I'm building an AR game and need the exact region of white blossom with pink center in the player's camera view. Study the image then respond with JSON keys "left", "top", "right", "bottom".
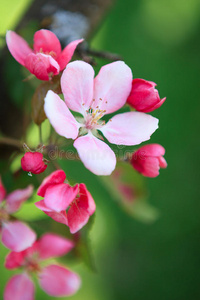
{"left": 44, "top": 60, "right": 159, "bottom": 175}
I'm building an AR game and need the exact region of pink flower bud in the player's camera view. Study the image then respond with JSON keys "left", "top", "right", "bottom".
{"left": 127, "top": 79, "right": 166, "bottom": 113}
{"left": 21, "top": 152, "right": 47, "bottom": 175}
{"left": 131, "top": 144, "right": 167, "bottom": 177}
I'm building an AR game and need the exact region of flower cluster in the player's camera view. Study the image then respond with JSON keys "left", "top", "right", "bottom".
{"left": 4, "top": 233, "right": 81, "bottom": 299}
{"left": 1, "top": 27, "right": 168, "bottom": 299}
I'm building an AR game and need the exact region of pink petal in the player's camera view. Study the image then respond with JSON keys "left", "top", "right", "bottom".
{"left": 44, "top": 183, "right": 78, "bottom": 212}
{"left": 67, "top": 184, "right": 96, "bottom": 234}
{"left": 147, "top": 97, "right": 166, "bottom": 113}
{"left": 133, "top": 156, "right": 160, "bottom": 177}
{"left": 0, "top": 176, "right": 6, "bottom": 203}
{"left": 33, "top": 29, "right": 61, "bottom": 57}
{"left": 25, "top": 53, "right": 60, "bottom": 80}
{"left": 5, "top": 251, "right": 25, "bottom": 270}
{"left": 57, "top": 39, "right": 84, "bottom": 70}
{"left": 61, "top": 60, "right": 94, "bottom": 114}
{"left": 6, "top": 31, "right": 33, "bottom": 66}
{"left": 1, "top": 221, "right": 36, "bottom": 252}
{"left": 35, "top": 199, "right": 68, "bottom": 225}
{"left": 39, "top": 264, "right": 81, "bottom": 297}
{"left": 100, "top": 111, "right": 159, "bottom": 146}
{"left": 44, "top": 90, "right": 80, "bottom": 139}
{"left": 37, "top": 233, "right": 74, "bottom": 260}
{"left": 37, "top": 170, "right": 66, "bottom": 197}
{"left": 92, "top": 61, "right": 132, "bottom": 114}
{"left": 135, "top": 144, "right": 165, "bottom": 157}
{"left": 74, "top": 133, "right": 116, "bottom": 175}
{"left": 4, "top": 273, "right": 34, "bottom": 300}
{"left": 6, "top": 185, "right": 33, "bottom": 214}
{"left": 158, "top": 156, "right": 168, "bottom": 168}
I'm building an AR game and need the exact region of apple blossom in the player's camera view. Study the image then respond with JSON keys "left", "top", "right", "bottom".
{"left": 6, "top": 29, "right": 83, "bottom": 80}
{"left": 131, "top": 144, "right": 167, "bottom": 177}
{"left": 127, "top": 78, "right": 166, "bottom": 113}
{"left": 44, "top": 60, "right": 159, "bottom": 175}
{"left": 35, "top": 170, "right": 96, "bottom": 233}
{"left": 21, "top": 152, "right": 48, "bottom": 175}
{"left": 0, "top": 178, "right": 36, "bottom": 251}
{"left": 4, "top": 233, "right": 81, "bottom": 299}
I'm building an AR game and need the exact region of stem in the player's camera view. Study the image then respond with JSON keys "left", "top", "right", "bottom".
{"left": 0, "top": 137, "right": 23, "bottom": 149}
{"left": 39, "top": 125, "right": 43, "bottom": 145}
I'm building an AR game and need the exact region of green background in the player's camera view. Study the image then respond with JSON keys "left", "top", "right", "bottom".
{"left": 1, "top": 0, "right": 200, "bottom": 299}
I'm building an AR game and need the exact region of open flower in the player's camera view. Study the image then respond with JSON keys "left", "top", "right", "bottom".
{"left": 35, "top": 170, "right": 95, "bottom": 233}
{"left": 131, "top": 144, "right": 167, "bottom": 177}
{"left": 21, "top": 152, "right": 48, "bottom": 175}
{"left": 44, "top": 60, "right": 159, "bottom": 175}
{"left": 6, "top": 29, "right": 83, "bottom": 80}
{"left": 0, "top": 177, "right": 36, "bottom": 251}
{"left": 4, "top": 233, "right": 81, "bottom": 299}
{"left": 127, "top": 78, "right": 166, "bottom": 113}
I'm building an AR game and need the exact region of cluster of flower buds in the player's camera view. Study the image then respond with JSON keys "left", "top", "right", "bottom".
{"left": 1, "top": 26, "right": 168, "bottom": 299}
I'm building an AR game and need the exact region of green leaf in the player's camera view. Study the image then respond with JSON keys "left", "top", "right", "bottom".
{"left": 100, "top": 162, "right": 159, "bottom": 223}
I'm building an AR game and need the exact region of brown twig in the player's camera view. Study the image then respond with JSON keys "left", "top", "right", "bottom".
{"left": 0, "top": 137, "right": 23, "bottom": 149}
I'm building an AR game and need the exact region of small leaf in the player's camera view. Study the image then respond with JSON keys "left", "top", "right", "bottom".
{"left": 74, "top": 214, "right": 96, "bottom": 271}
{"left": 31, "top": 75, "right": 61, "bottom": 125}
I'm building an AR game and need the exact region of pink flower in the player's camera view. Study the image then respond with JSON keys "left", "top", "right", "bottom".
{"left": 4, "top": 233, "right": 81, "bottom": 299}
{"left": 35, "top": 170, "right": 95, "bottom": 233}
{"left": 44, "top": 61, "right": 159, "bottom": 175}
{"left": 0, "top": 177, "right": 36, "bottom": 251}
{"left": 131, "top": 144, "right": 167, "bottom": 177}
{"left": 21, "top": 152, "right": 48, "bottom": 175}
{"left": 6, "top": 29, "right": 83, "bottom": 80}
{"left": 127, "top": 79, "right": 166, "bottom": 113}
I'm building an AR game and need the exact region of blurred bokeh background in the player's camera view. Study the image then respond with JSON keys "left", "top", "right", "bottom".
{"left": 0, "top": 0, "right": 200, "bottom": 299}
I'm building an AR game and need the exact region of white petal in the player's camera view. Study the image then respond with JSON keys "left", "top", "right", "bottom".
{"left": 100, "top": 111, "right": 159, "bottom": 145}
{"left": 92, "top": 61, "right": 132, "bottom": 114}
{"left": 44, "top": 90, "right": 80, "bottom": 139}
{"left": 61, "top": 61, "right": 94, "bottom": 114}
{"left": 74, "top": 133, "right": 116, "bottom": 175}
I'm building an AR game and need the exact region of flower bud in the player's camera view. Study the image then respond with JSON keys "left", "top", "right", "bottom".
{"left": 21, "top": 152, "right": 47, "bottom": 175}
{"left": 127, "top": 79, "right": 166, "bottom": 113}
{"left": 131, "top": 144, "right": 167, "bottom": 177}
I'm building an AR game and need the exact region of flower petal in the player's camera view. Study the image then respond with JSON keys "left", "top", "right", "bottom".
{"left": 25, "top": 53, "right": 60, "bottom": 80}
{"left": 1, "top": 221, "right": 36, "bottom": 252}
{"left": 74, "top": 133, "right": 116, "bottom": 175}
{"left": 35, "top": 200, "right": 68, "bottom": 225}
{"left": 6, "top": 31, "right": 33, "bottom": 66}
{"left": 39, "top": 264, "right": 81, "bottom": 297}
{"left": 135, "top": 143, "right": 166, "bottom": 157}
{"left": 67, "top": 184, "right": 96, "bottom": 234}
{"left": 100, "top": 111, "right": 159, "bottom": 146}
{"left": 5, "top": 251, "right": 25, "bottom": 270}
{"left": 44, "top": 90, "right": 80, "bottom": 139}
{"left": 4, "top": 273, "right": 34, "bottom": 300}
{"left": 133, "top": 156, "right": 160, "bottom": 177}
{"left": 0, "top": 176, "right": 6, "bottom": 203}
{"left": 33, "top": 29, "right": 61, "bottom": 57}
{"left": 6, "top": 185, "right": 33, "bottom": 214}
{"left": 37, "top": 170, "right": 66, "bottom": 197}
{"left": 57, "top": 39, "right": 84, "bottom": 70}
{"left": 92, "top": 61, "right": 132, "bottom": 114}
{"left": 61, "top": 60, "right": 94, "bottom": 114}
{"left": 37, "top": 233, "right": 74, "bottom": 260}
{"left": 44, "top": 183, "right": 78, "bottom": 212}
